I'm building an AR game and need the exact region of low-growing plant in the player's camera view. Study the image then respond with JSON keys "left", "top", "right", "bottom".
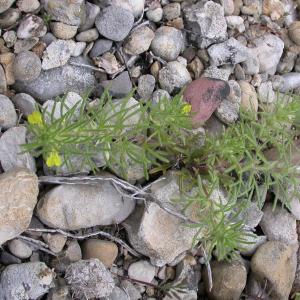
{"left": 23, "top": 90, "right": 300, "bottom": 261}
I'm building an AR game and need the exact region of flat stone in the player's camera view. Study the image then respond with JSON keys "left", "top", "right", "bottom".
{"left": 0, "top": 126, "right": 36, "bottom": 172}
{"left": 12, "top": 93, "right": 37, "bottom": 117}
{"left": 183, "top": 1, "right": 227, "bottom": 49}
{"left": 203, "top": 66, "right": 231, "bottom": 81}
{"left": 128, "top": 260, "right": 156, "bottom": 283}
{"left": 76, "top": 28, "right": 99, "bottom": 42}
{"left": 251, "top": 241, "right": 297, "bottom": 300}
{"left": 280, "top": 72, "right": 300, "bottom": 92}
{"left": 79, "top": 1, "right": 100, "bottom": 32}
{"left": 95, "top": 6, "right": 134, "bottom": 42}
{"left": 99, "top": 71, "right": 132, "bottom": 98}
{"left": 208, "top": 38, "right": 251, "bottom": 66}
{"left": 0, "top": 8, "right": 21, "bottom": 28}
{"left": 13, "top": 57, "right": 97, "bottom": 102}
{"left": 239, "top": 233, "right": 267, "bottom": 256}
{"left": 16, "top": 0, "right": 40, "bottom": 12}
{"left": 238, "top": 80, "right": 258, "bottom": 111}
{"left": 150, "top": 26, "right": 184, "bottom": 61}
{"left": 257, "top": 81, "right": 276, "bottom": 103}
{"left": 8, "top": 239, "right": 33, "bottom": 259}
{"left": 90, "top": 39, "right": 113, "bottom": 58}
{"left": 260, "top": 203, "right": 297, "bottom": 245}
{"left": 65, "top": 259, "right": 114, "bottom": 298}
{"left": 137, "top": 74, "right": 156, "bottom": 100}
{"left": 0, "top": 95, "right": 17, "bottom": 129}
{"left": 14, "top": 37, "right": 39, "bottom": 54}
{"left": 0, "top": 167, "right": 38, "bottom": 245}
{"left": 50, "top": 22, "right": 78, "bottom": 40}
{"left": 0, "top": 262, "right": 55, "bottom": 300}
{"left": 289, "top": 21, "right": 300, "bottom": 46}
{"left": 183, "top": 78, "right": 230, "bottom": 125}
{"left": 43, "top": 0, "right": 86, "bottom": 26}
{"left": 37, "top": 181, "right": 136, "bottom": 230}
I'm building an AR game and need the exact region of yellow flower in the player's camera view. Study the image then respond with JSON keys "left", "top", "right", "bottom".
{"left": 28, "top": 111, "right": 43, "bottom": 125}
{"left": 182, "top": 104, "right": 192, "bottom": 114}
{"left": 46, "top": 151, "right": 62, "bottom": 167}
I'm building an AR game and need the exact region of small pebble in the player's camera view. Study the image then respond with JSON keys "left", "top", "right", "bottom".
{"left": 17, "top": 15, "right": 47, "bottom": 39}
{"left": 0, "top": 94, "right": 17, "bottom": 129}
{"left": 8, "top": 239, "right": 33, "bottom": 259}
{"left": 76, "top": 28, "right": 99, "bottom": 42}
{"left": 12, "top": 93, "right": 37, "bottom": 117}
{"left": 50, "top": 22, "right": 78, "bottom": 40}
{"left": 128, "top": 260, "right": 156, "bottom": 283}
{"left": 17, "top": 0, "right": 40, "bottom": 13}
{"left": 137, "top": 74, "right": 156, "bottom": 100}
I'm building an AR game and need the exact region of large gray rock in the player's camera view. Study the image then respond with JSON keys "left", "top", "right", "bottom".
{"left": 36, "top": 181, "right": 136, "bottom": 230}
{"left": 0, "top": 262, "right": 55, "bottom": 300}
{"left": 251, "top": 241, "right": 298, "bottom": 300}
{"left": 0, "top": 126, "right": 36, "bottom": 172}
{"left": 95, "top": 6, "right": 134, "bottom": 42}
{"left": 0, "top": 167, "right": 39, "bottom": 245}
{"left": 150, "top": 26, "right": 184, "bottom": 61}
{"left": 260, "top": 203, "right": 297, "bottom": 245}
{"left": 279, "top": 72, "right": 300, "bottom": 92}
{"left": 183, "top": 1, "right": 227, "bottom": 49}
{"left": 43, "top": 0, "right": 86, "bottom": 26}
{"left": 13, "top": 57, "right": 97, "bottom": 102}
{"left": 208, "top": 38, "right": 251, "bottom": 66}
{"left": 65, "top": 259, "right": 115, "bottom": 299}
{"left": 123, "top": 172, "right": 197, "bottom": 266}
{"left": 252, "top": 34, "right": 284, "bottom": 75}
{"left": 159, "top": 61, "right": 192, "bottom": 94}
{"left": 0, "top": 95, "right": 17, "bottom": 129}
{"left": 0, "top": 0, "right": 15, "bottom": 14}
{"left": 12, "top": 93, "right": 37, "bottom": 117}
{"left": 16, "top": 15, "right": 47, "bottom": 39}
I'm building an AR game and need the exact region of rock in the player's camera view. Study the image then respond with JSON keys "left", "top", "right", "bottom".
{"left": 183, "top": 78, "right": 230, "bottom": 125}
{"left": 42, "top": 40, "right": 75, "bottom": 70}
{"left": 16, "top": 0, "right": 40, "bottom": 12}
{"left": 239, "top": 201, "right": 263, "bottom": 229}
{"left": 0, "top": 8, "right": 21, "bottom": 28}
{"left": 260, "top": 203, "right": 297, "bottom": 244}
{"left": 71, "top": 42, "right": 86, "bottom": 57}
{"left": 124, "top": 26, "right": 155, "bottom": 55}
{"left": 43, "top": 0, "right": 86, "bottom": 26}
{"left": 257, "top": 81, "right": 276, "bottom": 103}
{"left": 12, "top": 93, "right": 37, "bottom": 117}
{"left": 263, "top": 0, "right": 285, "bottom": 20}
{"left": 163, "top": 3, "right": 181, "bottom": 20}
{"left": 95, "top": 6, "right": 134, "bottom": 42}
{"left": 0, "top": 167, "right": 38, "bottom": 245}
{"left": 123, "top": 174, "right": 197, "bottom": 266}
{"left": 187, "top": 56, "right": 204, "bottom": 79}
{"left": 280, "top": 72, "right": 300, "bottom": 92}
{"left": 82, "top": 239, "right": 118, "bottom": 268}
{"left": 241, "top": 0, "right": 262, "bottom": 14}
{"left": 120, "top": 280, "right": 142, "bottom": 300}
{"left": 46, "top": 283, "right": 70, "bottom": 300}
{"left": 277, "top": 51, "right": 297, "bottom": 74}
{"left": 241, "top": 51, "right": 260, "bottom": 75}
{"left": 79, "top": 1, "right": 100, "bottom": 32}
{"left": 183, "top": 1, "right": 227, "bottom": 49}
{"left": 146, "top": 7, "right": 163, "bottom": 22}
{"left": 204, "top": 260, "right": 247, "bottom": 300}
{"left": 50, "top": 22, "right": 78, "bottom": 40}
{"left": 0, "top": 94, "right": 17, "bottom": 129}
{"left": 17, "top": 15, "right": 47, "bottom": 39}
{"left": 128, "top": 260, "right": 156, "bottom": 283}
{"left": 90, "top": 39, "right": 113, "bottom": 58}
{"left": 0, "top": 126, "right": 36, "bottom": 172}
{"left": 37, "top": 181, "right": 135, "bottom": 230}
{"left": 203, "top": 66, "right": 231, "bottom": 81}
{"left": 108, "top": 286, "right": 130, "bottom": 300}
{"left": 252, "top": 34, "right": 284, "bottom": 75}
{"left": 251, "top": 241, "right": 297, "bottom": 299}
{"left": 13, "top": 50, "right": 41, "bottom": 82}
{"left": 238, "top": 80, "right": 258, "bottom": 111}
{"left": 0, "top": 65, "right": 7, "bottom": 93}
{"left": 0, "top": 262, "right": 55, "bottom": 300}
{"left": 289, "top": 21, "right": 300, "bottom": 45}
{"left": 0, "top": 0, "right": 15, "bottom": 13}
{"left": 271, "top": 74, "right": 285, "bottom": 91}
{"left": 43, "top": 233, "right": 67, "bottom": 253}
{"left": 159, "top": 61, "right": 191, "bottom": 94}
{"left": 152, "top": 89, "right": 171, "bottom": 105}
{"left": 0, "top": 251, "right": 22, "bottom": 265}
{"left": 225, "top": 16, "right": 245, "bottom": 32}
{"left": 3, "top": 30, "right": 17, "bottom": 47}
{"left": 208, "top": 38, "right": 250, "bottom": 66}
{"left": 8, "top": 239, "right": 33, "bottom": 259}
{"left": 76, "top": 28, "right": 99, "bottom": 42}
{"left": 137, "top": 74, "right": 156, "bottom": 100}
{"left": 65, "top": 259, "right": 115, "bottom": 299}
{"left": 14, "top": 37, "right": 39, "bottom": 53}
{"left": 150, "top": 26, "right": 184, "bottom": 62}
{"left": 100, "top": 71, "right": 132, "bottom": 98}
{"left": 239, "top": 233, "right": 267, "bottom": 256}
{"left": 13, "top": 57, "right": 97, "bottom": 101}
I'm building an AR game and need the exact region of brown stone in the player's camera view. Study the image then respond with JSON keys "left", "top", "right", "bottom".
{"left": 0, "top": 52, "right": 15, "bottom": 85}
{"left": 82, "top": 239, "right": 118, "bottom": 268}
{"left": 183, "top": 78, "right": 230, "bottom": 125}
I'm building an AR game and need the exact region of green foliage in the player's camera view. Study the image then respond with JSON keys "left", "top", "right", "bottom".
{"left": 23, "top": 90, "right": 300, "bottom": 261}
